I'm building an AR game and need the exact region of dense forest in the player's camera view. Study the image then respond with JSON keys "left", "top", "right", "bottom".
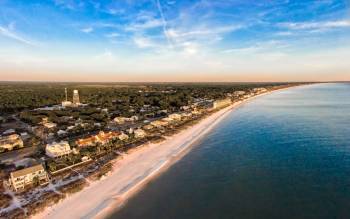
{"left": 0, "top": 82, "right": 292, "bottom": 115}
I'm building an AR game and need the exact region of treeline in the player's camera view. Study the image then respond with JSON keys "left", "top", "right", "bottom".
{"left": 0, "top": 82, "right": 292, "bottom": 114}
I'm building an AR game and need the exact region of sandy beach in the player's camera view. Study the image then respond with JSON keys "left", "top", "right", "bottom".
{"left": 33, "top": 91, "right": 277, "bottom": 219}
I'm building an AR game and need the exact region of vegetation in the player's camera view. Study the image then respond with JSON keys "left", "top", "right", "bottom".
{"left": 0, "top": 82, "right": 292, "bottom": 114}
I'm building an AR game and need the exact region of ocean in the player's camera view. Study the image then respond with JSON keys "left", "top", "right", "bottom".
{"left": 108, "top": 83, "right": 350, "bottom": 219}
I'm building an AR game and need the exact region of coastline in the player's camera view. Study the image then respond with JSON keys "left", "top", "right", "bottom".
{"left": 33, "top": 88, "right": 294, "bottom": 219}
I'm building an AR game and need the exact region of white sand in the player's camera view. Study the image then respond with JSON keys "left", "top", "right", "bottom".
{"left": 33, "top": 92, "right": 276, "bottom": 219}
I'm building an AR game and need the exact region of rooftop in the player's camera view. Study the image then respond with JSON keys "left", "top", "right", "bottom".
{"left": 11, "top": 164, "right": 45, "bottom": 178}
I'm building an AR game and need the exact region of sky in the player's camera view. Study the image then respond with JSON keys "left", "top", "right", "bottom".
{"left": 0, "top": 0, "right": 349, "bottom": 82}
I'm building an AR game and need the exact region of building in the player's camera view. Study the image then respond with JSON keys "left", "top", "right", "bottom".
{"left": 46, "top": 141, "right": 71, "bottom": 158}
{"left": 233, "top": 91, "right": 246, "bottom": 97}
{"left": 76, "top": 136, "right": 96, "bottom": 148}
{"left": 134, "top": 129, "right": 146, "bottom": 138}
{"left": 168, "top": 113, "right": 182, "bottom": 121}
{"left": 73, "top": 90, "right": 80, "bottom": 105}
{"left": 151, "top": 120, "right": 169, "bottom": 128}
{"left": 212, "top": 98, "right": 232, "bottom": 109}
{"left": 9, "top": 164, "right": 49, "bottom": 191}
{"left": 143, "top": 124, "right": 154, "bottom": 130}
{"left": 43, "top": 122, "right": 57, "bottom": 129}
{"left": 118, "top": 132, "right": 129, "bottom": 141}
{"left": 40, "top": 117, "right": 57, "bottom": 129}
{"left": 76, "top": 131, "right": 120, "bottom": 147}
{"left": 113, "top": 117, "right": 126, "bottom": 124}
{"left": 0, "top": 134, "right": 24, "bottom": 152}
{"left": 252, "top": 87, "right": 267, "bottom": 94}
{"left": 95, "top": 131, "right": 120, "bottom": 144}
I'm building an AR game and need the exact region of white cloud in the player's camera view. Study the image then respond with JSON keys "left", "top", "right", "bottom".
{"left": 105, "top": 32, "right": 119, "bottom": 38}
{"left": 279, "top": 20, "right": 350, "bottom": 31}
{"left": 81, "top": 27, "right": 93, "bottom": 33}
{"left": 126, "top": 18, "right": 163, "bottom": 31}
{"left": 93, "top": 50, "right": 118, "bottom": 63}
{"left": 182, "top": 42, "right": 198, "bottom": 55}
{"left": 0, "top": 26, "right": 36, "bottom": 46}
{"left": 133, "top": 36, "right": 156, "bottom": 48}
{"left": 168, "top": 24, "right": 242, "bottom": 42}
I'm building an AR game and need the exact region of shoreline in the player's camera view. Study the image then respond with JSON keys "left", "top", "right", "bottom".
{"left": 33, "top": 87, "right": 296, "bottom": 219}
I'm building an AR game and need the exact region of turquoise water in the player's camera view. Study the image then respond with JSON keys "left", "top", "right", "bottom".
{"left": 109, "top": 83, "right": 350, "bottom": 219}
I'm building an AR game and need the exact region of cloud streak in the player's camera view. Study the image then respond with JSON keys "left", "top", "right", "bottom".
{"left": 0, "top": 26, "right": 36, "bottom": 46}
{"left": 155, "top": 0, "right": 172, "bottom": 47}
{"left": 279, "top": 20, "right": 350, "bottom": 31}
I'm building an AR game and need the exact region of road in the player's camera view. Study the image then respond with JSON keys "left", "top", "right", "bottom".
{"left": 0, "top": 147, "right": 36, "bottom": 164}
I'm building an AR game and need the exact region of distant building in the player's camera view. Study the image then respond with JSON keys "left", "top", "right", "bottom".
{"left": 0, "top": 134, "right": 24, "bottom": 152}
{"left": 151, "top": 120, "right": 169, "bottom": 128}
{"left": 76, "top": 131, "right": 120, "bottom": 147}
{"left": 76, "top": 136, "right": 96, "bottom": 148}
{"left": 252, "top": 87, "right": 267, "bottom": 94}
{"left": 134, "top": 129, "right": 146, "bottom": 138}
{"left": 40, "top": 117, "right": 57, "bottom": 129}
{"left": 168, "top": 113, "right": 182, "bottom": 121}
{"left": 113, "top": 116, "right": 138, "bottom": 124}
{"left": 212, "top": 98, "right": 232, "bottom": 109}
{"left": 46, "top": 141, "right": 71, "bottom": 158}
{"left": 73, "top": 90, "right": 80, "bottom": 105}
{"left": 95, "top": 131, "right": 120, "bottom": 144}
{"left": 43, "top": 122, "right": 57, "bottom": 129}
{"left": 233, "top": 91, "right": 246, "bottom": 97}
{"left": 113, "top": 117, "right": 126, "bottom": 124}
{"left": 9, "top": 164, "right": 49, "bottom": 191}
{"left": 118, "top": 132, "right": 129, "bottom": 141}
{"left": 143, "top": 124, "right": 154, "bottom": 130}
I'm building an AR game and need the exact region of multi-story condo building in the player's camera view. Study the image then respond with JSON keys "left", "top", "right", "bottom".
{"left": 46, "top": 141, "right": 71, "bottom": 158}
{"left": 9, "top": 164, "right": 49, "bottom": 191}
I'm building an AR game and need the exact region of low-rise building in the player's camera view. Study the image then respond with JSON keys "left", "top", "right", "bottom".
{"left": 95, "top": 131, "right": 120, "bottom": 144}
{"left": 0, "top": 134, "right": 24, "bottom": 151}
{"left": 76, "top": 131, "right": 120, "bottom": 147}
{"left": 113, "top": 117, "right": 126, "bottom": 124}
{"left": 252, "top": 87, "right": 267, "bottom": 94}
{"left": 212, "top": 98, "right": 232, "bottom": 109}
{"left": 143, "top": 124, "right": 154, "bottom": 130}
{"left": 233, "top": 91, "right": 246, "bottom": 97}
{"left": 114, "top": 116, "right": 139, "bottom": 124}
{"left": 118, "top": 132, "right": 129, "bottom": 141}
{"left": 168, "top": 113, "right": 182, "bottom": 121}
{"left": 9, "top": 164, "right": 49, "bottom": 191}
{"left": 43, "top": 122, "right": 57, "bottom": 129}
{"left": 134, "top": 129, "right": 146, "bottom": 138}
{"left": 151, "top": 120, "right": 169, "bottom": 127}
{"left": 46, "top": 141, "right": 71, "bottom": 158}
{"left": 76, "top": 136, "right": 96, "bottom": 148}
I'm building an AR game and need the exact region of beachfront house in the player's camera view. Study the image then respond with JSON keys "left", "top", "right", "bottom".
{"left": 9, "top": 164, "right": 49, "bottom": 191}
{"left": 76, "top": 136, "right": 96, "bottom": 148}
{"left": 95, "top": 131, "right": 120, "bottom": 144}
{"left": 134, "top": 129, "right": 146, "bottom": 138}
{"left": 168, "top": 113, "right": 182, "bottom": 121}
{"left": 0, "top": 134, "right": 24, "bottom": 152}
{"left": 252, "top": 87, "right": 267, "bottom": 94}
{"left": 46, "top": 141, "right": 71, "bottom": 158}
{"left": 118, "top": 132, "right": 129, "bottom": 141}
{"left": 212, "top": 98, "right": 232, "bottom": 109}
{"left": 76, "top": 131, "right": 121, "bottom": 147}
{"left": 151, "top": 120, "right": 169, "bottom": 128}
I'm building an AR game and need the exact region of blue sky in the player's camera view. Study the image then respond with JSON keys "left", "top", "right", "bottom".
{"left": 0, "top": 0, "right": 349, "bottom": 82}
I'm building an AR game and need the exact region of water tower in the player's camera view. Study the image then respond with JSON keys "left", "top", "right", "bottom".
{"left": 73, "top": 90, "right": 80, "bottom": 105}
